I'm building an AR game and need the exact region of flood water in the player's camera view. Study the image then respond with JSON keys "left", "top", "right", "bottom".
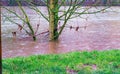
{"left": 1, "top": 6, "right": 120, "bottom": 58}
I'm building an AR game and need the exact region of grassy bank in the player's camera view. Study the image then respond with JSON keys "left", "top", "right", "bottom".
{"left": 2, "top": 50, "right": 120, "bottom": 74}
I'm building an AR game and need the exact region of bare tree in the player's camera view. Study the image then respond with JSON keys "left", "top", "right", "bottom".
{"left": 44, "top": 0, "right": 109, "bottom": 40}
{"left": 2, "top": 0, "right": 110, "bottom": 41}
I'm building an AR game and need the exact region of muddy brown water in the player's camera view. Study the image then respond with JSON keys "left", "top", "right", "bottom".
{"left": 1, "top": 6, "right": 120, "bottom": 58}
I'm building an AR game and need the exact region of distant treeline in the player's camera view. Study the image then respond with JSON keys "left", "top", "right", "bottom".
{"left": 1, "top": 0, "right": 120, "bottom": 6}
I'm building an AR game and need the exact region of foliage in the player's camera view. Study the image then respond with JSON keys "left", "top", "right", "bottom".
{"left": 2, "top": 50, "right": 120, "bottom": 74}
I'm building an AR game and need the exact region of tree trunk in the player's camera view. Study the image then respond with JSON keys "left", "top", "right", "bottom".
{"left": 49, "top": 0, "right": 59, "bottom": 41}
{"left": 0, "top": 6, "right": 1, "bottom": 50}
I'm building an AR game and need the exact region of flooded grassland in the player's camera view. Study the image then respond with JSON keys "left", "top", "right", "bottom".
{"left": 1, "top": 6, "right": 120, "bottom": 58}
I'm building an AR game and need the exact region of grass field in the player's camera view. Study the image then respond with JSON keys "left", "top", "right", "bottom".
{"left": 2, "top": 50, "right": 120, "bottom": 74}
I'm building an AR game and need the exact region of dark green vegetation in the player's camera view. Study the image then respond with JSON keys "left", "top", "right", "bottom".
{"left": 2, "top": 50, "right": 120, "bottom": 74}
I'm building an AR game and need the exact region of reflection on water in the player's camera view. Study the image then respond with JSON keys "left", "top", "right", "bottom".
{"left": 2, "top": 7, "right": 120, "bottom": 58}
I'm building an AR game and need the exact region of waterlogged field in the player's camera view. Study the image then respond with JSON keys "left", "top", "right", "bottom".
{"left": 1, "top": 6, "right": 120, "bottom": 58}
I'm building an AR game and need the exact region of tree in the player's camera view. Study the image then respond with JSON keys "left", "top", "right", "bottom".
{"left": 2, "top": 0, "right": 110, "bottom": 41}
{"left": 46, "top": 0, "right": 110, "bottom": 40}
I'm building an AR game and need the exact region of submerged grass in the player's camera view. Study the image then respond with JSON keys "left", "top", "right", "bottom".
{"left": 2, "top": 50, "right": 120, "bottom": 74}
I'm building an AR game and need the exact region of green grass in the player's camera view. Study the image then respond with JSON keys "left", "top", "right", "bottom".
{"left": 2, "top": 50, "right": 120, "bottom": 74}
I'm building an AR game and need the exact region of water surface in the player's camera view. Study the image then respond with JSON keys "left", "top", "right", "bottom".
{"left": 2, "top": 6, "right": 120, "bottom": 58}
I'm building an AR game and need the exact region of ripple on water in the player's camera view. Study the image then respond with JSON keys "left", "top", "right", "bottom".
{"left": 2, "top": 7, "right": 120, "bottom": 58}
